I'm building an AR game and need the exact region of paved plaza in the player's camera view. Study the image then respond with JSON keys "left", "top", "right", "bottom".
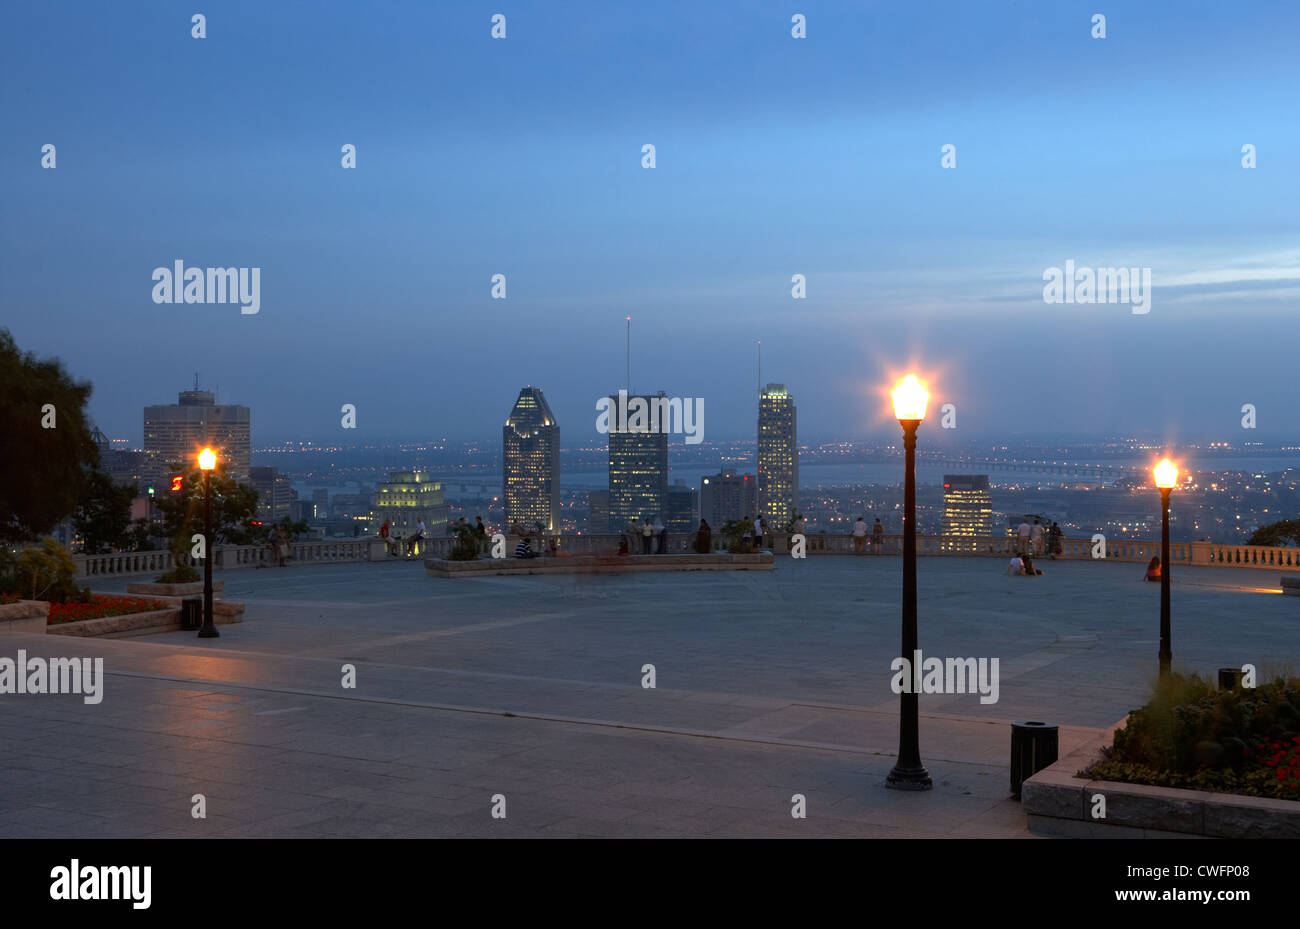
{"left": 1, "top": 556, "right": 1295, "bottom": 837}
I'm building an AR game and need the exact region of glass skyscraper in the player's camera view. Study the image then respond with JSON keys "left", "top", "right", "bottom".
{"left": 942, "top": 474, "right": 993, "bottom": 551}
{"left": 607, "top": 392, "right": 668, "bottom": 532}
{"left": 503, "top": 386, "right": 561, "bottom": 532}
{"left": 757, "top": 383, "right": 798, "bottom": 527}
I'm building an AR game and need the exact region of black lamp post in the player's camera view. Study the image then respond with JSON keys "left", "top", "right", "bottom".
{"left": 886, "top": 375, "right": 933, "bottom": 791}
{"left": 197, "top": 447, "right": 219, "bottom": 639}
{"left": 1154, "top": 458, "right": 1178, "bottom": 677}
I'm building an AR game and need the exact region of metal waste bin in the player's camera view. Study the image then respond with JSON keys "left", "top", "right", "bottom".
{"left": 1010, "top": 720, "right": 1059, "bottom": 798}
{"left": 1218, "top": 667, "right": 1244, "bottom": 690}
{"left": 180, "top": 597, "right": 202, "bottom": 631}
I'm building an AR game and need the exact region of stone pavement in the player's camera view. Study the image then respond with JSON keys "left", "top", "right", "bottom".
{"left": 0, "top": 556, "right": 1294, "bottom": 837}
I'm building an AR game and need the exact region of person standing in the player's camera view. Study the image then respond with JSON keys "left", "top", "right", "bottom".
{"left": 1031, "top": 519, "right": 1044, "bottom": 556}
{"left": 1017, "top": 518, "right": 1032, "bottom": 556}
{"left": 872, "top": 518, "right": 884, "bottom": 554}
{"left": 642, "top": 518, "right": 653, "bottom": 554}
{"left": 653, "top": 516, "right": 666, "bottom": 554}
{"left": 853, "top": 516, "right": 868, "bottom": 554}
{"left": 1048, "top": 521, "right": 1062, "bottom": 559}
{"left": 694, "top": 519, "right": 712, "bottom": 554}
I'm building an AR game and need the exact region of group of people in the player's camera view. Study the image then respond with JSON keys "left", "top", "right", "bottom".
{"left": 851, "top": 517, "right": 886, "bottom": 554}
{"left": 379, "top": 518, "right": 427, "bottom": 557}
{"left": 1016, "top": 518, "right": 1064, "bottom": 559}
{"left": 1006, "top": 554, "right": 1044, "bottom": 576}
{"left": 263, "top": 523, "right": 293, "bottom": 567}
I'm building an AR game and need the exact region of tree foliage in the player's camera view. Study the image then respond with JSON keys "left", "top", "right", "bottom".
{"left": 0, "top": 330, "right": 99, "bottom": 541}
{"left": 151, "top": 464, "right": 262, "bottom": 551}
{"left": 1248, "top": 519, "right": 1300, "bottom": 547}
{"left": 73, "top": 470, "right": 137, "bottom": 553}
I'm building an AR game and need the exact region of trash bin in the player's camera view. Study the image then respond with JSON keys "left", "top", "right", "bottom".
{"left": 1218, "top": 667, "right": 1244, "bottom": 690}
{"left": 1010, "top": 720, "right": 1059, "bottom": 798}
{"left": 180, "top": 597, "right": 202, "bottom": 631}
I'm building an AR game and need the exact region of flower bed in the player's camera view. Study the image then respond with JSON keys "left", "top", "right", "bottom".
{"left": 47, "top": 595, "right": 170, "bottom": 626}
{"left": 1083, "top": 673, "right": 1300, "bottom": 800}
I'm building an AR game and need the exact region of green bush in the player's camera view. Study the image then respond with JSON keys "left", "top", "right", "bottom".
{"left": 446, "top": 525, "right": 480, "bottom": 561}
{"left": 15, "top": 538, "right": 89, "bottom": 603}
{"left": 1084, "top": 672, "right": 1300, "bottom": 799}
{"left": 156, "top": 564, "right": 200, "bottom": 583}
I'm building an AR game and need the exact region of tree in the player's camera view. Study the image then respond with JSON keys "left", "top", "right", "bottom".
{"left": 73, "top": 470, "right": 137, "bottom": 553}
{"left": 0, "top": 330, "right": 99, "bottom": 541}
{"left": 1248, "top": 519, "right": 1300, "bottom": 547}
{"left": 152, "top": 464, "right": 262, "bottom": 551}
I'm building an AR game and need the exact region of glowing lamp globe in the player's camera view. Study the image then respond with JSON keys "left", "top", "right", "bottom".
{"left": 198, "top": 447, "right": 217, "bottom": 471}
{"left": 1153, "top": 458, "right": 1178, "bottom": 489}
{"left": 891, "top": 375, "right": 929, "bottom": 422}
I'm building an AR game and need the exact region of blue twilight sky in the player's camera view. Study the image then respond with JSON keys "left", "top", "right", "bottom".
{"left": 2, "top": 0, "right": 1299, "bottom": 447}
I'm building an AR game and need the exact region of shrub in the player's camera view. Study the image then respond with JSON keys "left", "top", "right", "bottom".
{"left": 15, "top": 538, "right": 88, "bottom": 602}
{"left": 447, "top": 525, "right": 480, "bottom": 561}
{"left": 156, "top": 564, "right": 200, "bottom": 584}
{"left": 1084, "top": 672, "right": 1300, "bottom": 799}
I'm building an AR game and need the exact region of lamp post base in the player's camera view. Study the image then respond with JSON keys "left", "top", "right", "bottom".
{"left": 197, "top": 627, "right": 220, "bottom": 639}
{"left": 886, "top": 763, "right": 933, "bottom": 791}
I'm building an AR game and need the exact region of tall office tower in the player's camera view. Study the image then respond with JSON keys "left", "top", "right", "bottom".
{"left": 502, "top": 386, "right": 561, "bottom": 532}
{"left": 607, "top": 392, "right": 668, "bottom": 532}
{"left": 587, "top": 490, "right": 609, "bottom": 534}
{"left": 664, "top": 482, "right": 698, "bottom": 534}
{"left": 757, "top": 383, "right": 798, "bottom": 526}
{"left": 250, "top": 466, "right": 292, "bottom": 522}
{"left": 942, "top": 474, "right": 993, "bottom": 551}
{"left": 143, "top": 388, "right": 250, "bottom": 488}
{"left": 371, "top": 471, "right": 451, "bottom": 537}
{"left": 700, "top": 469, "right": 757, "bottom": 528}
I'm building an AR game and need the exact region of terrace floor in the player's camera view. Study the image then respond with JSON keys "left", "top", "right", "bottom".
{"left": 1, "top": 556, "right": 1295, "bottom": 838}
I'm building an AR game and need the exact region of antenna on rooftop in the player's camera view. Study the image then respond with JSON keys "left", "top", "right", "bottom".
{"left": 757, "top": 340, "right": 761, "bottom": 399}
{"left": 626, "top": 316, "right": 631, "bottom": 392}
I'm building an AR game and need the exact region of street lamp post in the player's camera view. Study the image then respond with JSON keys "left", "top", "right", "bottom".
{"left": 886, "top": 375, "right": 933, "bottom": 791}
{"left": 1154, "top": 458, "right": 1178, "bottom": 677}
{"left": 197, "top": 447, "right": 219, "bottom": 639}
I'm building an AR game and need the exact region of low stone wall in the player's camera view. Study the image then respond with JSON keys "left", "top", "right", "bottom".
{"left": 47, "top": 600, "right": 245, "bottom": 637}
{"left": 1021, "top": 717, "right": 1300, "bottom": 838}
{"left": 1283, "top": 576, "right": 1300, "bottom": 597}
{"left": 126, "top": 581, "right": 225, "bottom": 597}
{"left": 0, "top": 600, "right": 50, "bottom": 635}
{"left": 427, "top": 552, "right": 774, "bottom": 577}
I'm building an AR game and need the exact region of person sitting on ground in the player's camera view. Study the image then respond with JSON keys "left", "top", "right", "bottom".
{"left": 1144, "top": 555, "right": 1162, "bottom": 581}
{"left": 694, "top": 519, "right": 712, "bottom": 554}
{"left": 515, "top": 537, "right": 539, "bottom": 559}
{"left": 1022, "top": 555, "right": 1043, "bottom": 576}
{"left": 1006, "top": 555, "right": 1024, "bottom": 576}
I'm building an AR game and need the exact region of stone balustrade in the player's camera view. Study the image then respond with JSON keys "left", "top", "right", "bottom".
{"left": 69, "top": 532, "right": 1300, "bottom": 578}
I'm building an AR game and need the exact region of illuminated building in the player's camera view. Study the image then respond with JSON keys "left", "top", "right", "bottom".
{"left": 700, "top": 469, "right": 756, "bottom": 528}
{"left": 665, "top": 481, "right": 698, "bottom": 534}
{"left": 371, "top": 471, "right": 450, "bottom": 537}
{"left": 607, "top": 392, "right": 668, "bottom": 532}
{"left": 942, "top": 474, "right": 993, "bottom": 550}
{"left": 757, "top": 384, "right": 798, "bottom": 526}
{"left": 143, "top": 388, "right": 250, "bottom": 488}
{"left": 502, "top": 386, "right": 561, "bottom": 532}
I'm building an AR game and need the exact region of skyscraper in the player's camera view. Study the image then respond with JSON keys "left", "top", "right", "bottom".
{"left": 143, "top": 388, "right": 250, "bottom": 488}
{"left": 502, "top": 386, "right": 561, "bottom": 532}
{"left": 664, "top": 481, "right": 698, "bottom": 534}
{"left": 942, "top": 474, "right": 993, "bottom": 551}
{"left": 700, "top": 469, "right": 757, "bottom": 528}
{"left": 757, "top": 383, "right": 798, "bottom": 527}
{"left": 607, "top": 392, "right": 668, "bottom": 532}
{"left": 250, "top": 466, "right": 293, "bottom": 522}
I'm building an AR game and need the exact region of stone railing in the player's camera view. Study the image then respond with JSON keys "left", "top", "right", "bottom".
{"left": 70, "top": 533, "right": 1300, "bottom": 577}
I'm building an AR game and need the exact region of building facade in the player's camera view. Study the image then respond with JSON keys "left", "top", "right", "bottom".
{"left": 249, "top": 466, "right": 293, "bottom": 523}
{"left": 502, "top": 386, "right": 561, "bottom": 532}
{"left": 143, "top": 388, "right": 250, "bottom": 488}
{"left": 757, "top": 384, "right": 798, "bottom": 527}
{"left": 943, "top": 474, "right": 993, "bottom": 550}
{"left": 371, "top": 471, "right": 451, "bottom": 537}
{"left": 664, "top": 482, "right": 698, "bottom": 534}
{"left": 607, "top": 392, "right": 668, "bottom": 532}
{"left": 700, "top": 469, "right": 757, "bottom": 529}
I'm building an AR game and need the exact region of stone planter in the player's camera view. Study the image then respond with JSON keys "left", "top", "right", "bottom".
{"left": 126, "top": 581, "right": 224, "bottom": 597}
{"left": 0, "top": 600, "right": 49, "bottom": 635}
